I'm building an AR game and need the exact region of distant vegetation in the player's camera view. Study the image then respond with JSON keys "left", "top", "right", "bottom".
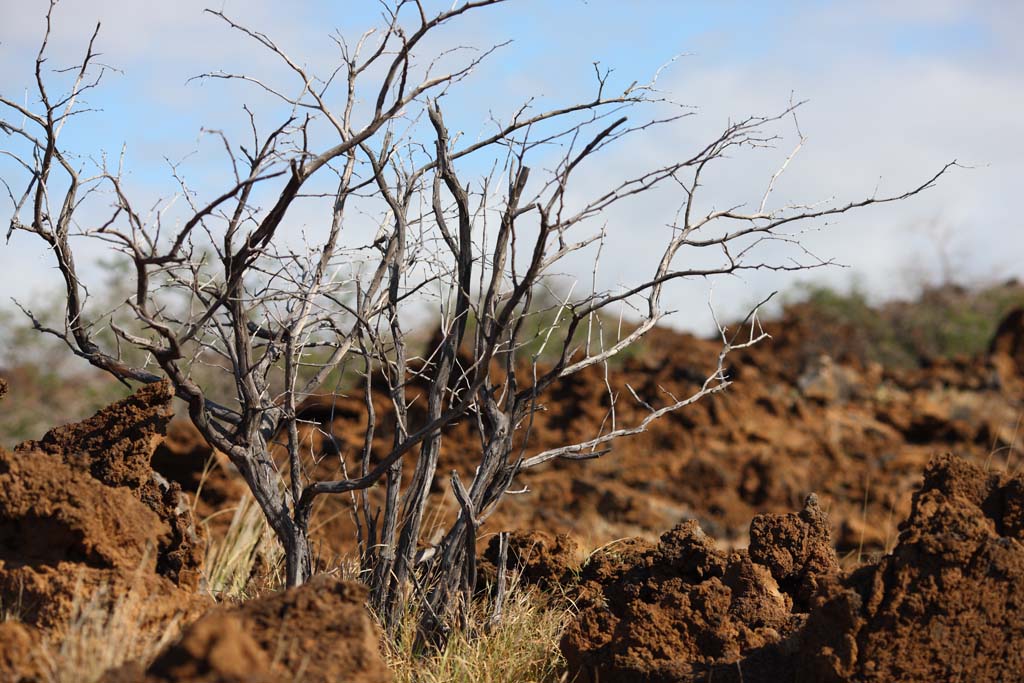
{"left": 783, "top": 279, "right": 1024, "bottom": 368}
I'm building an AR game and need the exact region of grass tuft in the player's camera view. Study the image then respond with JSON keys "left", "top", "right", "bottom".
{"left": 34, "top": 577, "right": 181, "bottom": 683}
{"left": 382, "top": 577, "right": 570, "bottom": 683}
{"left": 203, "top": 493, "right": 283, "bottom": 601}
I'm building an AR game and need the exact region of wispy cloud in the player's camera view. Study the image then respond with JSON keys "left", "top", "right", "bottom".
{"left": 1, "top": 1, "right": 1019, "bottom": 331}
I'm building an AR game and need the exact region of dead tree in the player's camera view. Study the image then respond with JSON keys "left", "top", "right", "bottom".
{"left": 2, "top": 0, "right": 954, "bottom": 642}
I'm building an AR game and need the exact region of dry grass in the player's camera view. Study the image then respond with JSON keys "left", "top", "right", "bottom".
{"left": 382, "top": 577, "right": 571, "bottom": 683}
{"left": 203, "top": 493, "right": 284, "bottom": 600}
{"left": 202, "top": 492, "right": 572, "bottom": 682}
{"left": 6, "top": 490, "right": 573, "bottom": 683}
{"left": 32, "top": 575, "right": 182, "bottom": 683}
{"left": 205, "top": 498, "right": 573, "bottom": 682}
{"left": 1, "top": 583, "right": 27, "bottom": 622}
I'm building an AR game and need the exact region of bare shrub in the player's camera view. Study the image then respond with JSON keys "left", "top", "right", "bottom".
{"left": 1, "top": 1, "right": 953, "bottom": 644}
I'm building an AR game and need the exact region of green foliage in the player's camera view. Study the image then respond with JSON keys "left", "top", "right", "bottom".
{"left": 788, "top": 279, "right": 1024, "bottom": 367}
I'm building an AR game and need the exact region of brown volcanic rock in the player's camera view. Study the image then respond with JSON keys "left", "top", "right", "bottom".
{"left": 798, "top": 454, "right": 1024, "bottom": 682}
{"left": 0, "top": 621, "right": 45, "bottom": 682}
{"left": 0, "top": 445, "right": 207, "bottom": 632}
{"left": 265, "top": 303, "right": 1023, "bottom": 566}
{"left": 16, "top": 380, "right": 174, "bottom": 490}
{"left": 149, "top": 613, "right": 272, "bottom": 683}
{"left": 105, "top": 612, "right": 279, "bottom": 683}
{"left": 480, "top": 530, "right": 580, "bottom": 590}
{"left": 577, "top": 538, "right": 656, "bottom": 591}
{"left": 150, "top": 420, "right": 248, "bottom": 539}
{"left": 561, "top": 519, "right": 804, "bottom": 683}
{"left": 748, "top": 494, "right": 839, "bottom": 610}
{"left": 13, "top": 380, "right": 204, "bottom": 591}
{"left": 564, "top": 457, "right": 1024, "bottom": 682}
{"left": 111, "top": 575, "right": 391, "bottom": 683}
{"left": 0, "top": 562, "right": 207, "bottom": 642}
{"left": 0, "top": 382, "right": 206, "bottom": 635}
{"left": 235, "top": 574, "right": 390, "bottom": 683}
{"left": 0, "top": 445, "right": 164, "bottom": 572}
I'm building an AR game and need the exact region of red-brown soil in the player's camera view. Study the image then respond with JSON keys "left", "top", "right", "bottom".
{"left": 150, "top": 420, "right": 248, "bottom": 540}
{"left": 184, "top": 303, "right": 1020, "bottom": 568}
{"left": 110, "top": 611, "right": 278, "bottom": 683}
{"left": 0, "top": 621, "right": 45, "bottom": 682}
{"left": 562, "top": 496, "right": 832, "bottom": 682}
{"left": 799, "top": 453, "right": 1024, "bottom": 682}
{"left": 479, "top": 530, "right": 582, "bottom": 590}
{"left": 0, "top": 381, "right": 391, "bottom": 683}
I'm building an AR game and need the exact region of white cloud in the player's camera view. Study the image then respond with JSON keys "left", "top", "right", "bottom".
{"left": 2, "top": 1, "right": 1021, "bottom": 335}
{"left": 546, "top": 6, "right": 1024, "bottom": 331}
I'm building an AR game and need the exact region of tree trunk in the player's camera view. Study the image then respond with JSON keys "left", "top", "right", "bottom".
{"left": 231, "top": 441, "right": 313, "bottom": 588}
{"left": 283, "top": 519, "right": 312, "bottom": 587}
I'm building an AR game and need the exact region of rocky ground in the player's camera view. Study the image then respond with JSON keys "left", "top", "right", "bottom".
{"left": 1, "top": 292, "right": 1022, "bottom": 682}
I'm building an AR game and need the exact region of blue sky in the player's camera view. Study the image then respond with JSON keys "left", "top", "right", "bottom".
{"left": 1, "top": 0, "right": 1021, "bottom": 331}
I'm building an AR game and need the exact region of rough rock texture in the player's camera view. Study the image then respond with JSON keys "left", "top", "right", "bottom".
{"left": 17, "top": 380, "right": 174, "bottom": 489}
{"left": 0, "top": 445, "right": 165, "bottom": 571}
{"left": 480, "top": 530, "right": 580, "bottom": 590}
{"left": 0, "top": 382, "right": 206, "bottom": 634}
{"left": 574, "top": 537, "right": 657, "bottom": 608}
{"left": 564, "top": 456, "right": 1024, "bottom": 683}
{"left": 108, "top": 575, "right": 391, "bottom": 683}
{"left": 3, "top": 295, "right": 1022, "bottom": 681}
{"left": 235, "top": 575, "right": 391, "bottom": 683}
{"left": 561, "top": 501, "right": 834, "bottom": 683}
{"left": 104, "top": 612, "right": 278, "bottom": 683}
{"left": 799, "top": 454, "right": 1024, "bottom": 682}
{"left": 266, "top": 298, "right": 1024, "bottom": 569}
{"left": 14, "top": 381, "right": 204, "bottom": 590}
{"left": 0, "top": 621, "right": 45, "bottom": 683}
{"left": 748, "top": 494, "right": 839, "bottom": 610}
{"left": 150, "top": 420, "right": 247, "bottom": 538}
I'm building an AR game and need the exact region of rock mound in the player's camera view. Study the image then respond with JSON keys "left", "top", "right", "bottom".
{"left": 0, "top": 382, "right": 206, "bottom": 633}
{"left": 105, "top": 612, "right": 275, "bottom": 683}
{"left": 237, "top": 574, "right": 390, "bottom": 683}
{"left": 574, "top": 537, "right": 657, "bottom": 606}
{"left": 150, "top": 420, "right": 247, "bottom": 537}
{"left": 17, "top": 380, "right": 173, "bottom": 489}
{"left": 748, "top": 493, "right": 838, "bottom": 610}
{"left": 800, "top": 454, "right": 1024, "bottom": 682}
{"left": 480, "top": 530, "right": 580, "bottom": 590}
{"left": 0, "top": 621, "right": 45, "bottom": 682}
{"left": 562, "top": 495, "right": 836, "bottom": 682}
{"left": 109, "top": 575, "right": 391, "bottom": 683}
{"left": 563, "top": 456, "right": 1024, "bottom": 682}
